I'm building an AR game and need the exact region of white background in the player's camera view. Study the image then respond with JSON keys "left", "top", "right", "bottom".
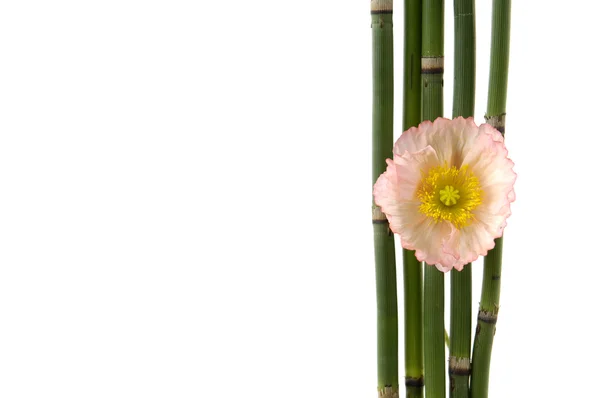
{"left": 0, "top": 1, "right": 597, "bottom": 397}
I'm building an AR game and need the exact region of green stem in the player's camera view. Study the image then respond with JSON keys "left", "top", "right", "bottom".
{"left": 452, "top": 0, "right": 476, "bottom": 119}
{"left": 371, "top": 1, "right": 399, "bottom": 396}
{"left": 470, "top": 3, "right": 511, "bottom": 396}
{"left": 421, "top": 0, "right": 444, "bottom": 122}
{"left": 449, "top": 1, "right": 475, "bottom": 397}
{"left": 421, "top": 0, "right": 445, "bottom": 397}
{"left": 403, "top": 253, "right": 423, "bottom": 398}
{"left": 449, "top": 267, "right": 472, "bottom": 398}
{"left": 402, "top": 0, "right": 424, "bottom": 397}
{"left": 424, "top": 267, "right": 445, "bottom": 398}
{"left": 485, "top": 0, "right": 511, "bottom": 134}
{"left": 470, "top": 239, "right": 503, "bottom": 398}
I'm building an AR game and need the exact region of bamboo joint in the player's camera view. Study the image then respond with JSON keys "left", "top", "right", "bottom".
{"left": 421, "top": 56, "right": 444, "bottom": 74}
{"left": 378, "top": 386, "right": 400, "bottom": 398}
{"left": 371, "top": 0, "right": 393, "bottom": 12}
{"left": 484, "top": 113, "right": 506, "bottom": 134}
{"left": 448, "top": 356, "right": 471, "bottom": 376}
{"left": 477, "top": 310, "right": 499, "bottom": 324}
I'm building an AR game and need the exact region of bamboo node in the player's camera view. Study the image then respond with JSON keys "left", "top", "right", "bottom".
{"left": 371, "top": 0, "right": 393, "bottom": 13}
{"left": 449, "top": 356, "right": 471, "bottom": 376}
{"left": 421, "top": 56, "right": 444, "bottom": 74}
{"left": 477, "top": 310, "right": 498, "bottom": 324}
{"left": 372, "top": 205, "right": 388, "bottom": 223}
{"left": 484, "top": 113, "right": 506, "bottom": 134}
{"left": 378, "top": 386, "right": 399, "bottom": 398}
{"left": 405, "top": 377, "right": 424, "bottom": 387}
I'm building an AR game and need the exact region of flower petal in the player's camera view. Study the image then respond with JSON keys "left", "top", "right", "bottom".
{"left": 406, "top": 219, "right": 460, "bottom": 272}
{"left": 461, "top": 122, "right": 517, "bottom": 240}
{"left": 395, "top": 117, "right": 482, "bottom": 168}
{"left": 393, "top": 145, "right": 440, "bottom": 200}
{"left": 442, "top": 223, "right": 492, "bottom": 270}
{"left": 373, "top": 159, "right": 401, "bottom": 211}
{"left": 373, "top": 145, "right": 440, "bottom": 234}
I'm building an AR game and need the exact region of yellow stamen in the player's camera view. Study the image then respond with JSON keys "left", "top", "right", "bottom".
{"left": 417, "top": 165, "right": 482, "bottom": 229}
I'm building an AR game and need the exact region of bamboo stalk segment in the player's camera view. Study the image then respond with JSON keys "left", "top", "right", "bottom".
{"left": 401, "top": 1, "right": 424, "bottom": 397}
{"left": 449, "top": 1, "right": 475, "bottom": 397}
{"left": 470, "top": 2, "right": 512, "bottom": 397}
{"left": 372, "top": 1, "right": 399, "bottom": 396}
{"left": 421, "top": 1, "right": 446, "bottom": 397}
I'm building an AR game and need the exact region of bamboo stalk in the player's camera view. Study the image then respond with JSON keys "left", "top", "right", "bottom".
{"left": 449, "top": 268, "right": 471, "bottom": 398}
{"left": 371, "top": 1, "right": 399, "bottom": 396}
{"left": 452, "top": 0, "right": 475, "bottom": 119}
{"left": 470, "top": 239, "right": 502, "bottom": 398}
{"left": 470, "top": 1, "right": 511, "bottom": 397}
{"left": 423, "top": 268, "right": 445, "bottom": 398}
{"left": 402, "top": 0, "right": 424, "bottom": 397}
{"left": 421, "top": 1, "right": 445, "bottom": 397}
{"left": 448, "top": 1, "right": 475, "bottom": 397}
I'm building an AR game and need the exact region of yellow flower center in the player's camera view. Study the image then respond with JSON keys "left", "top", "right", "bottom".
{"left": 417, "top": 165, "right": 482, "bottom": 229}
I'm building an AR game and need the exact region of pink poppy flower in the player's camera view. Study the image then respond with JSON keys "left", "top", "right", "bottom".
{"left": 373, "top": 117, "right": 516, "bottom": 272}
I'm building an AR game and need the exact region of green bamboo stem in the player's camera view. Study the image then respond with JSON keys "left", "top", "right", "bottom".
{"left": 449, "top": 267, "right": 471, "bottom": 398}
{"left": 423, "top": 267, "right": 445, "bottom": 398}
{"left": 371, "top": 1, "right": 399, "bottom": 396}
{"left": 402, "top": 0, "right": 424, "bottom": 397}
{"left": 452, "top": 0, "right": 475, "bottom": 119}
{"left": 421, "top": 1, "right": 445, "bottom": 397}
{"left": 421, "top": 0, "right": 444, "bottom": 123}
{"left": 484, "top": 0, "right": 511, "bottom": 136}
{"left": 403, "top": 251, "right": 424, "bottom": 398}
{"left": 470, "top": 239, "right": 503, "bottom": 398}
{"left": 449, "top": 1, "right": 475, "bottom": 397}
{"left": 470, "top": 1, "right": 511, "bottom": 397}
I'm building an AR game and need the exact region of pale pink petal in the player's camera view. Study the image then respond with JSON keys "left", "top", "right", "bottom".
{"left": 424, "top": 118, "right": 469, "bottom": 166}
{"left": 373, "top": 159, "right": 403, "bottom": 221}
{"left": 393, "top": 120, "right": 432, "bottom": 156}
{"left": 442, "top": 223, "right": 494, "bottom": 270}
{"left": 373, "top": 159, "right": 421, "bottom": 235}
{"left": 461, "top": 123, "right": 513, "bottom": 185}
{"left": 395, "top": 117, "right": 483, "bottom": 168}
{"left": 388, "top": 201, "right": 425, "bottom": 239}
{"left": 479, "top": 122, "right": 504, "bottom": 143}
{"left": 406, "top": 219, "right": 459, "bottom": 272}
{"left": 473, "top": 205, "right": 512, "bottom": 240}
{"left": 373, "top": 146, "right": 440, "bottom": 234}
{"left": 460, "top": 123, "right": 517, "bottom": 243}
{"left": 392, "top": 145, "right": 440, "bottom": 200}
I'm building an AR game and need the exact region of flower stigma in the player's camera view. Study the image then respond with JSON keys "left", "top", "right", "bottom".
{"left": 440, "top": 185, "right": 460, "bottom": 206}
{"left": 417, "top": 165, "right": 482, "bottom": 229}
